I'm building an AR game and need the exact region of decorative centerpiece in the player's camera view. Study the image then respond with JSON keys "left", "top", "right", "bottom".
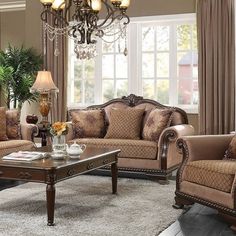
{"left": 50, "top": 122, "right": 68, "bottom": 156}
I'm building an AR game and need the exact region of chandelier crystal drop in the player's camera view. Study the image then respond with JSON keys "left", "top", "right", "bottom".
{"left": 40, "top": 0, "right": 130, "bottom": 60}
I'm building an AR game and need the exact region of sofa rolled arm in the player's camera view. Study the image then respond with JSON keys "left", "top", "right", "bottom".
{"left": 177, "top": 134, "right": 234, "bottom": 163}
{"left": 157, "top": 124, "right": 195, "bottom": 169}
{"left": 66, "top": 121, "right": 73, "bottom": 142}
{"left": 20, "top": 124, "right": 38, "bottom": 142}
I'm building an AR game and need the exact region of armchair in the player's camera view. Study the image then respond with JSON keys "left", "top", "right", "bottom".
{"left": 174, "top": 134, "right": 236, "bottom": 230}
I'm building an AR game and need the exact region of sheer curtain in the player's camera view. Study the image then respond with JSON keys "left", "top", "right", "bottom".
{"left": 197, "top": 0, "right": 235, "bottom": 134}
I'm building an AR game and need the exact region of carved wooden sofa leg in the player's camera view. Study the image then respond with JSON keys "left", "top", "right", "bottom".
{"left": 172, "top": 196, "right": 194, "bottom": 209}
{"left": 218, "top": 211, "right": 236, "bottom": 232}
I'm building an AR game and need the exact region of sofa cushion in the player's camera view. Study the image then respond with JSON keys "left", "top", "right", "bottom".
{"left": 142, "top": 108, "right": 173, "bottom": 142}
{"left": 71, "top": 138, "right": 158, "bottom": 160}
{"left": 105, "top": 108, "right": 144, "bottom": 140}
{"left": 6, "top": 109, "right": 20, "bottom": 139}
{"left": 224, "top": 135, "right": 236, "bottom": 160}
{"left": 0, "top": 107, "right": 8, "bottom": 141}
{"left": 182, "top": 160, "right": 236, "bottom": 193}
{"left": 71, "top": 109, "right": 105, "bottom": 138}
{"left": 0, "top": 140, "right": 34, "bottom": 157}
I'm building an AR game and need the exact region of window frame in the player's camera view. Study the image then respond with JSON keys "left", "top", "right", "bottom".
{"left": 67, "top": 13, "right": 198, "bottom": 113}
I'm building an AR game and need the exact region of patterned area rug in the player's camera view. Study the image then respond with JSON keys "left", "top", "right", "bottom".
{"left": 0, "top": 176, "right": 182, "bottom": 236}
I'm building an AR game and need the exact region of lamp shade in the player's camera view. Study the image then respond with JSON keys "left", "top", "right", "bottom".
{"left": 30, "top": 71, "right": 59, "bottom": 93}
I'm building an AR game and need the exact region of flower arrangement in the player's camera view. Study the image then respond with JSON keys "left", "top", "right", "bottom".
{"left": 50, "top": 122, "right": 68, "bottom": 136}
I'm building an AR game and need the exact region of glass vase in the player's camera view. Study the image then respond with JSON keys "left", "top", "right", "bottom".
{"left": 52, "top": 135, "right": 66, "bottom": 153}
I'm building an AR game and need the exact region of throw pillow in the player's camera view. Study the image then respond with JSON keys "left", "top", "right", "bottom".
{"left": 105, "top": 108, "right": 144, "bottom": 140}
{"left": 0, "top": 107, "right": 8, "bottom": 141}
{"left": 71, "top": 109, "right": 105, "bottom": 138}
{"left": 224, "top": 136, "right": 236, "bottom": 160}
{"left": 142, "top": 108, "right": 173, "bottom": 142}
{"left": 6, "top": 109, "right": 20, "bottom": 139}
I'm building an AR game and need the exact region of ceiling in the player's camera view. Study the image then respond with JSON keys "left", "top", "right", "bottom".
{"left": 0, "top": 0, "right": 25, "bottom": 12}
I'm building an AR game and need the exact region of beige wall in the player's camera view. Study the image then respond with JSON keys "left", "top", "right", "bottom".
{"left": 0, "top": 10, "right": 25, "bottom": 50}
{"left": 128, "top": 0, "right": 196, "bottom": 17}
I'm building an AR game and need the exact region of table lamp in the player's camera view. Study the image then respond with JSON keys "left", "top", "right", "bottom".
{"left": 30, "top": 71, "right": 59, "bottom": 125}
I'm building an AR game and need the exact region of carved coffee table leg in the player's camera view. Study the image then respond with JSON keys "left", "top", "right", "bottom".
{"left": 46, "top": 184, "right": 55, "bottom": 226}
{"left": 111, "top": 162, "right": 118, "bottom": 194}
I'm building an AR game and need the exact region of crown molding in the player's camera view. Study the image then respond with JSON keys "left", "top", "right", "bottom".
{"left": 0, "top": 1, "right": 25, "bottom": 12}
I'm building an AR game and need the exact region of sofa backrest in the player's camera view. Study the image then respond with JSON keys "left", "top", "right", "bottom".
{"left": 87, "top": 94, "right": 188, "bottom": 128}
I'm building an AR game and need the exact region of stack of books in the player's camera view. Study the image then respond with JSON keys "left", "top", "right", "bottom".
{"left": 2, "top": 151, "right": 47, "bottom": 161}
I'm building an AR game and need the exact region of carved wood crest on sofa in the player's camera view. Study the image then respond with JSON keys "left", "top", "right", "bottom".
{"left": 66, "top": 94, "right": 194, "bottom": 181}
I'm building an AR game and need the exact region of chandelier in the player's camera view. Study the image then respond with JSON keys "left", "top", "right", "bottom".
{"left": 40, "top": 0, "right": 130, "bottom": 59}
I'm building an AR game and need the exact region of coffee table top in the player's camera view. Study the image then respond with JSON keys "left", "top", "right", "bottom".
{"left": 0, "top": 146, "right": 120, "bottom": 170}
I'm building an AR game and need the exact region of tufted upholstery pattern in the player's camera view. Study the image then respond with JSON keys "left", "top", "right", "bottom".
{"left": 182, "top": 160, "right": 236, "bottom": 193}
{"left": 70, "top": 138, "right": 158, "bottom": 160}
{"left": 0, "top": 107, "right": 8, "bottom": 141}
{"left": 0, "top": 140, "right": 35, "bottom": 157}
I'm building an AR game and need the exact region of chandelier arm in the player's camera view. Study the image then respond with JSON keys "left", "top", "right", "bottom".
{"left": 41, "top": 9, "right": 69, "bottom": 27}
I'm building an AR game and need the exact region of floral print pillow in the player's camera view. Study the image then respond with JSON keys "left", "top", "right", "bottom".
{"left": 6, "top": 109, "right": 20, "bottom": 139}
{"left": 0, "top": 107, "right": 8, "bottom": 141}
{"left": 71, "top": 109, "right": 106, "bottom": 138}
{"left": 142, "top": 108, "right": 174, "bottom": 142}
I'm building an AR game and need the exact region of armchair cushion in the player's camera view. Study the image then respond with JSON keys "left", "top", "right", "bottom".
{"left": 182, "top": 160, "right": 236, "bottom": 193}
{"left": 142, "top": 108, "right": 173, "bottom": 142}
{"left": 0, "top": 107, "right": 8, "bottom": 141}
{"left": 6, "top": 109, "right": 20, "bottom": 139}
{"left": 71, "top": 109, "right": 105, "bottom": 138}
{"left": 105, "top": 108, "right": 144, "bottom": 140}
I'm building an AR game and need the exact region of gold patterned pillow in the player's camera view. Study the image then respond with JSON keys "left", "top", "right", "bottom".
{"left": 224, "top": 136, "right": 236, "bottom": 160}
{"left": 105, "top": 108, "right": 144, "bottom": 140}
{"left": 142, "top": 108, "right": 173, "bottom": 142}
{"left": 71, "top": 109, "right": 105, "bottom": 138}
{"left": 6, "top": 109, "right": 20, "bottom": 139}
{"left": 0, "top": 107, "right": 8, "bottom": 141}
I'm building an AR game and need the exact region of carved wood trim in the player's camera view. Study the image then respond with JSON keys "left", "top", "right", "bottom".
{"left": 175, "top": 138, "right": 190, "bottom": 191}
{"left": 85, "top": 94, "right": 188, "bottom": 124}
{"left": 176, "top": 191, "right": 236, "bottom": 216}
{"left": 158, "top": 129, "right": 177, "bottom": 170}
{"left": 46, "top": 171, "right": 57, "bottom": 184}
{"left": 18, "top": 172, "right": 32, "bottom": 180}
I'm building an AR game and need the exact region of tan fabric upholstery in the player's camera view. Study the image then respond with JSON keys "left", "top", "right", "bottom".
{"left": 0, "top": 140, "right": 34, "bottom": 157}
{"left": 180, "top": 181, "right": 234, "bottom": 209}
{"left": 0, "top": 107, "right": 8, "bottom": 141}
{"left": 142, "top": 108, "right": 173, "bottom": 142}
{"left": 71, "top": 109, "right": 105, "bottom": 138}
{"left": 70, "top": 138, "right": 158, "bottom": 160}
{"left": 105, "top": 108, "right": 144, "bottom": 140}
{"left": 20, "top": 124, "right": 38, "bottom": 141}
{"left": 6, "top": 109, "right": 20, "bottom": 139}
{"left": 182, "top": 160, "right": 236, "bottom": 193}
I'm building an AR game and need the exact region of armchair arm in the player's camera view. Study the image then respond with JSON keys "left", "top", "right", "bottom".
{"left": 157, "top": 124, "right": 195, "bottom": 169}
{"left": 66, "top": 121, "right": 73, "bottom": 142}
{"left": 177, "top": 134, "right": 234, "bottom": 162}
{"left": 20, "top": 124, "right": 38, "bottom": 142}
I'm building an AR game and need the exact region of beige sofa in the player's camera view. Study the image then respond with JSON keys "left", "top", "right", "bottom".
{"left": 66, "top": 94, "right": 194, "bottom": 180}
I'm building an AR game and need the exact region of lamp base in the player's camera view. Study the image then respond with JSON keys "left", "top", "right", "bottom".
{"left": 39, "top": 93, "right": 51, "bottom": 125}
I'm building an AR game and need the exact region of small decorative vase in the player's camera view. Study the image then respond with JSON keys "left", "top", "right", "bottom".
{"left": 52, "top": 135, "right": 66, "bottom": 152}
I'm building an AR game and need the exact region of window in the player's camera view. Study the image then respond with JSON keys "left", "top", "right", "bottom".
{"left": 68, "top": 14, "right": 198, "bottom": 112}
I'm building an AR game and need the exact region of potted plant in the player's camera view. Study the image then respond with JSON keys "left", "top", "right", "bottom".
{"left": 0, "top": 45, "right": 43, "bottom": 110}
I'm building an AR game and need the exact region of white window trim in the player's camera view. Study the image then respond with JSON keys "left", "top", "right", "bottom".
{"left": 67, "top": 13, "right": 198, "bottom": 114}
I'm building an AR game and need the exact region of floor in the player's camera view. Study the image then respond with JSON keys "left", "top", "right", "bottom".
{"left": 1, "top": 180, "right": 235, "bottom": 236}
{"left": 159, "top": 204, "right": 236, "bottom": 236}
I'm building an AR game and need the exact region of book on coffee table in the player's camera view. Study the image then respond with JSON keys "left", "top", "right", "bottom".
{"left": 2, "top": 151, "right": 47, "bottom": 161}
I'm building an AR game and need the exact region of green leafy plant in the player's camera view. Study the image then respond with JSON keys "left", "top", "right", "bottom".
{"left": 0, "top": 45, "right": 43, "bottom": 109}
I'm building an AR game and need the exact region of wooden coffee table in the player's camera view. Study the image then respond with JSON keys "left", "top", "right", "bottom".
{"left": 0, "top": 146, "right": 120, "bottom": 226}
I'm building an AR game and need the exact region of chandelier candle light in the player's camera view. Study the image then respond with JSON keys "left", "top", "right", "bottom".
{"left": 40, "top": 0, "right": 131, "bottom": 59}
